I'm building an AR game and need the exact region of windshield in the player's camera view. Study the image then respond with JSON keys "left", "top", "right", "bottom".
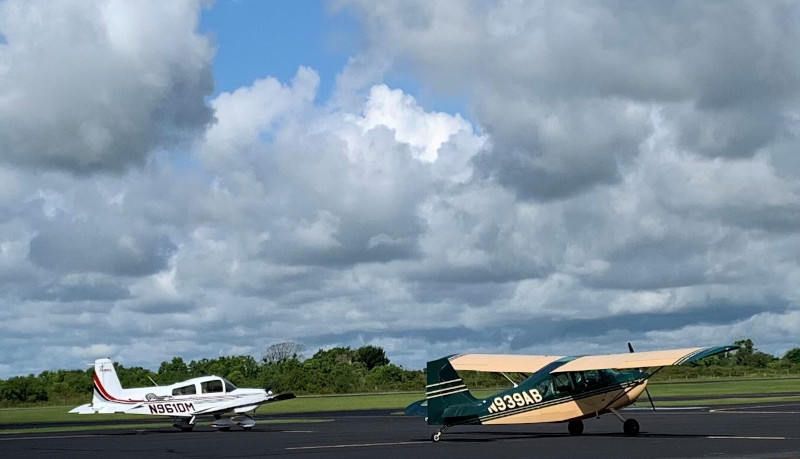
{"left": 222, "top": 378, "right": 237, "bottom": 392}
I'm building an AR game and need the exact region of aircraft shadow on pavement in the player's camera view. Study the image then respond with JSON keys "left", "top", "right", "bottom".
{"left": 429, "top": 431, "right": 718, "bottom": 442}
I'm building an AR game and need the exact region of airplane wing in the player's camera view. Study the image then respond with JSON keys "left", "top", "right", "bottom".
{"left": 551, "top": 345, "right": 739, "bottom": 373}
{"left": 449, "top": 353, "right": 564, "bottom": 373}
{"left": 192, "top": 392, "right": 296, "bottom": 416}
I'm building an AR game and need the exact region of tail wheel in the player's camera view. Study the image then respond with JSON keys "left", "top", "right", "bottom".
{"left": 431, "top": 431, "right": 442, "bottom": 442}
{"left": 568, "top": 420, "right": 584, "bottom": 436}
{"left": 623, "top": 418, "right": 640, "bottom": 436}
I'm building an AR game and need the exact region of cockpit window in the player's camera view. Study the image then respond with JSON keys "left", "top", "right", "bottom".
{"left": 222, "top": 378, "right": 237, "bottom": 392}
{"left": 201, "top": 379, "right": 224, "bottom": 393}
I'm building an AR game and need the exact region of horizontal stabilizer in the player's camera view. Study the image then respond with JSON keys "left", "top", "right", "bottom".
{"left": 97, "top": 405, "right": 128, "bottom": 414}
{"left": 404, "top": 399, "right": 428, "bottom": 417}
{"left": 266, "top": 393, "right": 296, "bottom": 402}
{"left": 68, "top": 404, "right": 95, "bottom": 414}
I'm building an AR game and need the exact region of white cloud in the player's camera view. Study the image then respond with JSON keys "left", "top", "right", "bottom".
{"left": 0, "top": 1, "right": 797, "bottom": 378}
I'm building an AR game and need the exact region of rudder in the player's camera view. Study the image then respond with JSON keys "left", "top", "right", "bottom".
{"left": 425, "top": 356, "right": 479, "bottom": 425}
{"left": 92, "top": 358, "right": 125, "bottom": 404}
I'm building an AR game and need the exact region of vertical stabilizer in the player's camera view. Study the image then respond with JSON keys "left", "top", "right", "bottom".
{"left": 425, "top": 356, "right": 479, "bottom": 425}
{"left": 92, "top": 358, "right": 125, "bottom": 404}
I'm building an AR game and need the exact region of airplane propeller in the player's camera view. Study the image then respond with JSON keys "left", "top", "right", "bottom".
{"left": 627, "top": 342, "right": 656, "bottom": 411}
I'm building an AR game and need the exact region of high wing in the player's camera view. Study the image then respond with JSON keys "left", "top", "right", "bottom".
{"left": 449, "top": 353, "right": 564, "bottom": 374}
{"left": 551, "top": 345, "right": 739, "bottom": 373}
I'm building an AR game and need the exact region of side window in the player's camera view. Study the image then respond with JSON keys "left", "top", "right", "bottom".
{"left": 172, "top": 384, "right": 196, "bottom": 396}
{"left": 536, "top": 378, "right": 555, "bottom": 398}
{"left": 553, "top": 373, "right": 573, "bottom": 393}
{"left": 583, "top": 370, "right": 601, "bottom": 389}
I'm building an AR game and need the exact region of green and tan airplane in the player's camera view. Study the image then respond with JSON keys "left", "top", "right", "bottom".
{"left": 405, "top": 344, "right": 738, "bottom": 442}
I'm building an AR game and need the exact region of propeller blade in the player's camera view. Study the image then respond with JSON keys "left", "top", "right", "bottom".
{"left": 627, "top": 342, "right": 634, "bottom": 353}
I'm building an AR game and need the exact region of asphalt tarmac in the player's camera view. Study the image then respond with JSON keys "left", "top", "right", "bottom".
{"left": 2, "top": 402, "right": 798, "bottom": 459}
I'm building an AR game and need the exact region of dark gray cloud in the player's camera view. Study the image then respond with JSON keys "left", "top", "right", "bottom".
{"left": 28, "top": 218, "right": 176, "bottom": 277}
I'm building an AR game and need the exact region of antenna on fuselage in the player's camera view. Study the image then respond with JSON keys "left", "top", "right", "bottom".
{"left": 148, "top": 376, "right": 159, "bottom": 387}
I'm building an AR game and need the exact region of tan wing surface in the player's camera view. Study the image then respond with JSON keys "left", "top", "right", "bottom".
{"left": 551, "top": 347, "right": 706, "bottom": 373}
{"left": 449, "top": 354, "right": 564, "bottom": 373}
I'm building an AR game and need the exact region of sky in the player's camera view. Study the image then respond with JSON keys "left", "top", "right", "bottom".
{"left": 0, "top": 0, "right": 797, "bottom": 378}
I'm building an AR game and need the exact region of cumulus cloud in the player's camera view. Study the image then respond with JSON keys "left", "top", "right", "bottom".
{"left": 345, "top": 0, "right": 799, "bottom": 197}
{"left": 0, "top": 0, "right": 214, "bottom": 173}
{"left": 0, "top": 1, "right": 797, "bottom": 377}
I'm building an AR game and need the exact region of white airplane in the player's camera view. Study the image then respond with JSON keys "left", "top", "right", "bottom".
{"left": 69, "top": 358, "right": 295, "bottom": 431}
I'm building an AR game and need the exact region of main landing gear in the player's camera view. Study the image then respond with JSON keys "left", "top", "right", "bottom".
{"left": 173, "top": 416, "right": 196, "bottom": 432}
{"left": 609, "top": 408, "right": 640, "bottom": 436}
{"left": 568, "top": 419, "right": 584, "bottom": 435}
{"left": 567, "top": 415, "right": 638, "bottom": 436}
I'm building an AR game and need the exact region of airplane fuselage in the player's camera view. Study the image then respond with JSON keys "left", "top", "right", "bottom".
{"left": 431, "top": 359, "right": 648, "bottom": 426}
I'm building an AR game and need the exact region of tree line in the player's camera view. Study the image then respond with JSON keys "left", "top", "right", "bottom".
{"left": 1, "top": 339, "right": 797, "bottom": 406}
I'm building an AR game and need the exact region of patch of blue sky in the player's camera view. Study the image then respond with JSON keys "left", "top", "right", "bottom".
{"left": 200, "top": 0, "right": 355, "bottom": 104}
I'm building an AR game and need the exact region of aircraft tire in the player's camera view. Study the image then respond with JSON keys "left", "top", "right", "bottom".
{"left": 623, "top": 418, "right": 640, "bottom": 436}
{"left": 568, "top": 420, "right": 584, "bottom": 436}
{"left": 431, "top": 431, "right": 441, "bottom": 442}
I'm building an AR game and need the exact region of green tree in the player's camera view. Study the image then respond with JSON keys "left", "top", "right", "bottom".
{"left": 116, "top": 364, "right": 158, "bottom": 388}
{"left": 355, "top": 345, "right": 390, "bottom": 370}
{"left": 782, "top": 348, "right": 800, "bottom": 364}
{"left": 366, "top": 364, "right": 404, "bottom": 389}
{"left": 158, "top": 357, "right": 189, "bottom": 383}
{"left": 733, "top": 339, "right": 776, "bottom": 368}
{"left": 734, "top": 339, "right": 754, "bottom": 366}
{"left": 0, "top": 375, "right": 48, "bottom": 403}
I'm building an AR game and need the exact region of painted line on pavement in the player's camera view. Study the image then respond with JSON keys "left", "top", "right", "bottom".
{"left": 287, "top": 440, "right": 428, "bottom": 450}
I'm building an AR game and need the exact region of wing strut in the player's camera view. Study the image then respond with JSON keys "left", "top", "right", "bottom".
{"left": 499, "top": 372, "right": 519, "bottom": 387}
{"left": 628, "top": 342, "right": 656, "bottom": 411}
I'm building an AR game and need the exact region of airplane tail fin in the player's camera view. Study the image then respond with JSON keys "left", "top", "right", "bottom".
{"left": 92, "top": 358, "right": 125, "bottom": 404}
{"left": 424, "top": 356, "right": 480, "bottom": 425}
